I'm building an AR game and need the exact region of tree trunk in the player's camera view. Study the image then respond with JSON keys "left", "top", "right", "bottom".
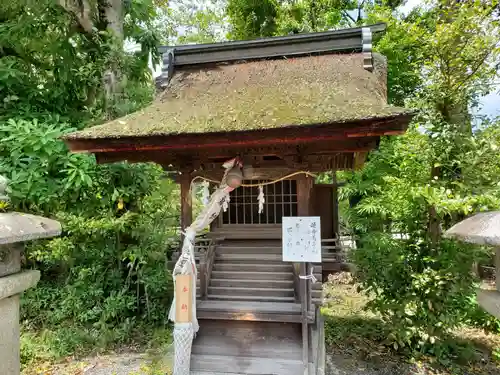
{"left": 104, "top": 0, "right": 124, "bottom": 41}
{"left": 58, "top": 0, "right": 94, "bottom": 34}
{"left": 428, "top": 166, "right": 441, "bottom": 246}
{"left": 58, "top": 0, "right": 125, "bottom": 114}
{"left": 102, "top": 0, "right": 125, "bottom": 113}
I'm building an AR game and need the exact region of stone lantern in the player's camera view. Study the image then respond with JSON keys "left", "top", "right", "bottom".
{"left": 445, "top": 211, "right": 500, "bottom": 318}
{"left": 0, "top": 177, "right": 61, "bottom": 375}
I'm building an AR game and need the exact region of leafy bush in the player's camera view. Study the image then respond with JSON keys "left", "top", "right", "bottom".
{"left": 352, "top": 233, "right": 490, "bottom": 354}
{"left": 0, "top": 115, "right": 179, "bottom": 361}
{"left": 1, "top": 0, "right": 176, "bottom": 364}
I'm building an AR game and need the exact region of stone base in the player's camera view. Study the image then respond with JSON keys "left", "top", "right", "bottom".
{"left": 0, "top": 211, "right": 60, "bottom": 375}
{"left": 477, "top": 289, "right": 500, "bottom": 319}
{"left": 0, "top": 244, "right": 21, "bottom": 277}
{"left": 0, "top": 295, "right": 20, "bottom": 375}
{"left": 0, "top": 270, "right": 40, "bottom": 375}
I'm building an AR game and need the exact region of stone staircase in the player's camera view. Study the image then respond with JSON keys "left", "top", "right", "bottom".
{"left": 207, "top": 240, "right": 296, "bottom": 303}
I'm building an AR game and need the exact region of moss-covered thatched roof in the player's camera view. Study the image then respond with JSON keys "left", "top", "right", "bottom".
{"left": 65, "top": 53, "right": 411, "bottom": 140}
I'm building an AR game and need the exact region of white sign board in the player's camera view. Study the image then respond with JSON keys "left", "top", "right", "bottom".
{"left": 282, "top": 216, "right": 322, "bottom": 263}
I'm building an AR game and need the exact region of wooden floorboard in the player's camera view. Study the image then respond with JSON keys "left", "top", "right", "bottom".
{"left": 197, "top": 300, "right": 301, "bottom": 314}
{"left": 192, "top": 320, "right": 302, "bottom": 360}
{"left": 197, "top": 300, "right": 302, "bottom": 322}
{"left": 190, "top": 354, "right": 303, "bottom": 375}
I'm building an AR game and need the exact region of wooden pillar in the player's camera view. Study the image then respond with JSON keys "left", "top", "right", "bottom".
{"left": 297, "top": 175, "right": 313, "bottom": 217}
{"left": 180, "top": 172, "right": 192, "bottom": 232}
{"left": 296, "top": 174, "right": 313, "bottom": 375}
{"left": 332, "top": 171, "right": 340, "bottom": 239}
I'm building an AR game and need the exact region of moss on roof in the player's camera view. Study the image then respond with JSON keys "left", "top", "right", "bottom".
{"left": 66, "top": 53, "right": 412, "bottom": 140}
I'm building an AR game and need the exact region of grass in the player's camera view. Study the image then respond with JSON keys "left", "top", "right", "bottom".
{"left": 20, "top": 324, "right": 173, "bottom": 375}
{"left": 321, "top": 272, "right": 500, "bottom": 375}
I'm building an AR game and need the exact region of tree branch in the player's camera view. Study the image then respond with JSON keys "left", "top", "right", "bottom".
{"left": 57, "top": 0, "right": 94, "bottom": 35}
{"left": 342, "top": 10, "right": 356, "bottom": 26}
{"left": 357, "top": 0, "right": 366, "bottom": 24}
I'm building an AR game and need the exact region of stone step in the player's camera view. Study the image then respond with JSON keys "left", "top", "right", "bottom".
{"left": 208, "top": 286, "right": 294, "bottom": 298}
{"left": 210, "top": 278, "right": 294, "bottom": 289}
{"left": 211, "top": 270, "right": 293, "bottom": 281}
{"left": 190, "top": 354, "right": 303, "bottom": 375}
{"left": 213, "top": 262, "right": 291, "bottom": 273}
{"left": 207, "top": 294, "right": 296, "bottom": 303}
{"left": 216, "top": 253, "right": 283, "bottom": 262}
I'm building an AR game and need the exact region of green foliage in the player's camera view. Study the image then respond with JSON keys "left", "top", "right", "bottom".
{"left": 365, "top": 6, "right": 428, "bottom": 106}
{"left": 226, "top": 0, "right": 279, "bottom": 39}
{"left": 0, "top": 0, "right": 162, "bottom": 118}
{"left": 0, "top": 0, "right": 175, "bottom": 363}
{"left": 0, "top": 115, "right": 179, "bottom": 362}
{"left": 353, "top": 234, "right": 490, "bottom": 351}
{"left": 2, "top": 0, "right": 498, "bottom": 366}
{"left": 341, "top": 120, "right": 500, "bottom": 236}
{"left": 0, "top": 117, "right": 91, "bottom": 213}
{"left": 162, "top": 0, "right": 228, "bottom": 44}
{"left": 338, "top": 0, "right": 500, "bottom": 361}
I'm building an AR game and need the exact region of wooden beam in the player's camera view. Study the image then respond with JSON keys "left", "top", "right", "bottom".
{"left": 93, "top": 136, "right": 376, "bottom": 164}
{"left": 180, "top": 172, "right": 192, "bottom": 232}
{"left": 195, "top": 154, "right": 354, "bottom": 176}
{"left": 65, "top": 115, "right": 411, "bottom": 153}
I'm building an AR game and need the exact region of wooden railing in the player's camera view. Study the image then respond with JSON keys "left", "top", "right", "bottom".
{"left": 293, "top": 262, "right": 315, "bottom": 323}
{"left": 321, "top": 237, "right": 348, "bottom": 266}
{"left": 197, "top": 236, "right": 224, "bottom": 299}
{"left": 292, "top": 263, "right": 300, "bottom": 303}
{"left": 291, "top": 237, "right": 350, "bottom": 320}
{"left": 170, "top": 234, "right": 221, "bottom": 300}
{"left": 198, "top": 238, "right": 218, "bottom": 299}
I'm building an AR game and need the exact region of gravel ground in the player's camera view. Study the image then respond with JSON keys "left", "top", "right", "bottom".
{"left": 47, "top": 352, "right": 409, "bottom": 375}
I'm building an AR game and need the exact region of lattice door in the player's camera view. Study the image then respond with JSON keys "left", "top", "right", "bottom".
{"left": 221, "top": 180, "right": 298, "bottom": 225}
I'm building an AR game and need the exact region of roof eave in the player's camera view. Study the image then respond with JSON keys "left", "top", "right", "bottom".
{"left": 157, "top": 23, "right": 385, "bottom": 85}
{"left": 63, "top": 112, "right": 414, "bottom": 154}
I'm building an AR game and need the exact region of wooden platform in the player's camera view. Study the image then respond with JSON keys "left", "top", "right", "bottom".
{"left": 197, "top": 300, "right": 302, "bottom": 323}
{"left": 191, "top": 320, "right": 303, "bottom": 375}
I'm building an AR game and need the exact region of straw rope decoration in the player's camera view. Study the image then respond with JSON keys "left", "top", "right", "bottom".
{"left": 190, "top": 170, "right": 318, "bottom": 193}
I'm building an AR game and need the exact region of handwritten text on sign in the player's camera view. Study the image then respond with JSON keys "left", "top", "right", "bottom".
{"left": 175, "top": 274, "right": 192, "bottom": 323}
{"left": 282, "top": 216, "right": 322, "bottom": 263}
